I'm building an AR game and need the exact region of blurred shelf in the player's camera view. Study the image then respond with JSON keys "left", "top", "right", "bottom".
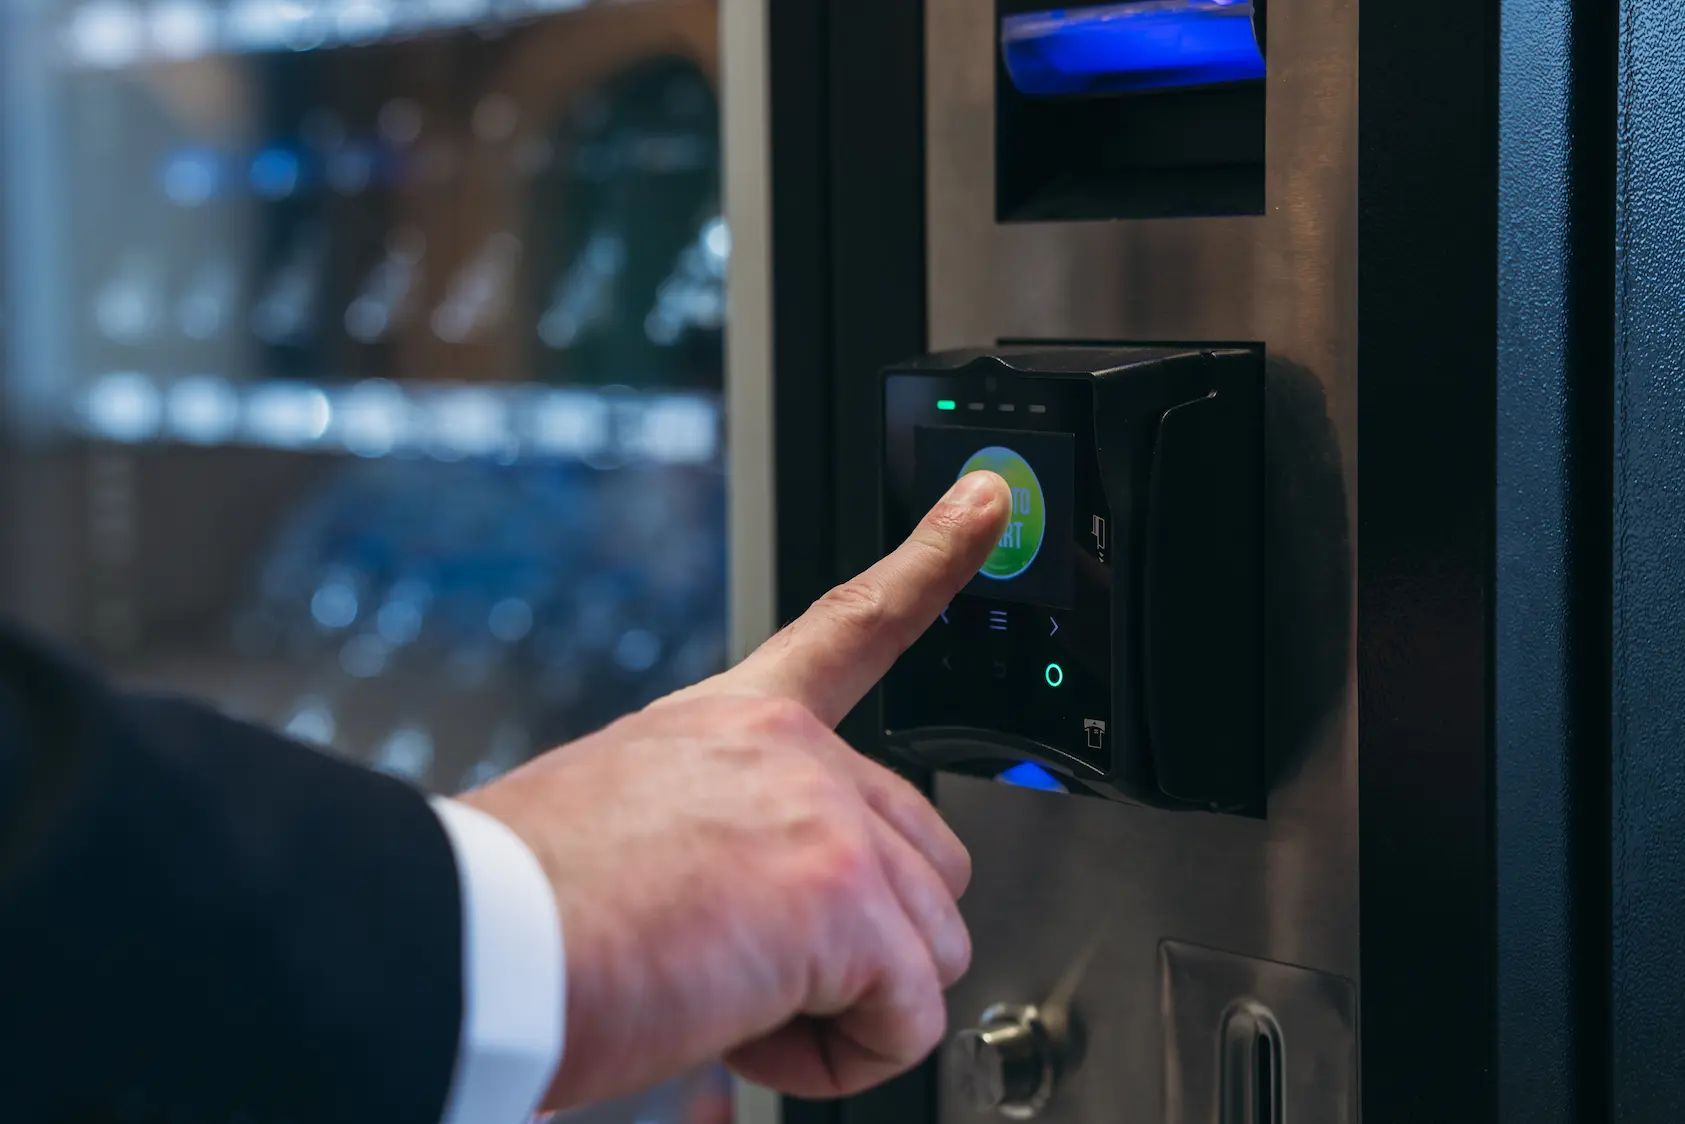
{"left": 112, "top": 647, "right": 537, "bottom": 793}
{"left": 63, "top": 372, "right": 721, "bottom": 465}
{"left": 55, "top": 0, "right": 660, "bottom": 71}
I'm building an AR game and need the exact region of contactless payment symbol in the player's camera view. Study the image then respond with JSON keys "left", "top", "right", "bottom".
{"left": 960, "top": 446, "right": 1046, "bottom": 581}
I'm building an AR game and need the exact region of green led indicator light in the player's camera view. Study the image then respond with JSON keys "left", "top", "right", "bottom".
{"left": 937, "top": 399, "right": 957, "bottom": 411}
{"left": 1045, "top": 663, "right": 1064, "bottom": 688}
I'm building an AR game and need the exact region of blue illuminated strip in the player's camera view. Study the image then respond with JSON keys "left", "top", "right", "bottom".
{"left": 996, "top": 762, "right": 1070, "bottom": 793}
{"left": 1002, "top": 0, "right": 1264, "bottom": 98}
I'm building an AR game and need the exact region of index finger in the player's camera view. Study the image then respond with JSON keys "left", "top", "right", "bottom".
{"left": 718, "top": 469, "right": 1010, "bottom": 727}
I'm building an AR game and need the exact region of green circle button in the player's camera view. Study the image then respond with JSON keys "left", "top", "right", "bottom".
{"left": 959, "top": 445, "right": 1047, "bottom": 581}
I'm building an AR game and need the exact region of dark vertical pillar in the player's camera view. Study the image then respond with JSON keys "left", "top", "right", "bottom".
{"left": 769, "top": 0, "right": 835, "bottom": 632}
{"left": 1497, "top": 0, "right": 1616, "bottom": 1119}
{"left": 1611, "top": 3, "right": 1685, "bottom": 1119}
{"left": 1358, "top": 0, "right": 1500, "bottom": 1118}
{"left": 768, "top": 0, "right": 932, "bottom": 1119}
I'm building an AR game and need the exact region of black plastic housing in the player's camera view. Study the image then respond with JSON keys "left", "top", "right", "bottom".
{"left": 880, "top": 346, "right": 1263, "bottom": 812}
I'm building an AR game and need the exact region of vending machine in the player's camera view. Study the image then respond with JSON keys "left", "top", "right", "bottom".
{"left": 7, "top": 0, "right": 1685, "bottom": 1119}
{"left": 725, "top": 0, "right": 1685, "bottom": 1121}
{"left": 1, "top": 0, "right": 733, "bottom": 1120}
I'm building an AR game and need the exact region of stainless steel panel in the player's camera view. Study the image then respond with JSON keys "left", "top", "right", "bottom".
{"left": 1161, "top": 942, "right": 1357, "bottom": 1124}
{"left": 927, "top": 0, "right": 1359, "bottom": 1119}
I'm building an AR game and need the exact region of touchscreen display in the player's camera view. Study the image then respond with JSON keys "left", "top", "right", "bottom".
{"left": 914, "top": 426, "right": 1075, "bottom": 609}
{"left": 884, "top": 369, "right": 1114, "bottom": 773}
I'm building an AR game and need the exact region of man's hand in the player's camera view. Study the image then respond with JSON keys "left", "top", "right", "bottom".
{"left": 460, "top": 470, "right": 1010, "bottom": 1108}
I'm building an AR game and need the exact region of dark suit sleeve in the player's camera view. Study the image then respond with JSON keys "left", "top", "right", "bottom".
{"left": 0, "top": 622, "right": 464, "bottom": 1124}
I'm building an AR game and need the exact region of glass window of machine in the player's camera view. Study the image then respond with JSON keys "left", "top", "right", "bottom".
{"left": 1, "top": 2, "right": 733, "bottom": 1121}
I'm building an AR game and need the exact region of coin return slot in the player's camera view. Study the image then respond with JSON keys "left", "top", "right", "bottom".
{"left": 1220, "top": 1000, "right": 1283, "bottom": 1124}
{"left": 1255, "top": 1032, "right": 1277, "bottom": 1124}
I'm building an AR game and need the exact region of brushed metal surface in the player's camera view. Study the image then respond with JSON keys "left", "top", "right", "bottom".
{"left": 1161, "top": 942, "right": 1357, "bottom": 1124}
{"left": 926, "top": 0, "right": 1359, "bottom": 1119}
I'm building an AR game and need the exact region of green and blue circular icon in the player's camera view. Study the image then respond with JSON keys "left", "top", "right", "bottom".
{"left": 959, "top": 445, "right": 1046, "bottom": 581}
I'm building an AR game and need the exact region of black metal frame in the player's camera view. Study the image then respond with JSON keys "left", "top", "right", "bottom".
{"left": 767, "top": 0, "right": 932, "bottom": 1117}
{"left": 766, "top": 0, "right": 928, "bottom": 756}
{"left": 766, "top": 0, "right": 1627, "bottom": 1120}
{"left": 1355, "top": 0, "right": 1503, "bottom": 1117}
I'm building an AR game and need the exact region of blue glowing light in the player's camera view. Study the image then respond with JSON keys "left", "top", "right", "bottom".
{"left": 250, "top": 147, "right": 302, "bottom": 199}
{"left": 997, "top": 762, "right": 1070, "bottom": 793}
{"left": 1002, "top": 0, "right": 1265, "bottom": 97}
{"left": 159, "top": 148, "right": 223, "bottom": 207}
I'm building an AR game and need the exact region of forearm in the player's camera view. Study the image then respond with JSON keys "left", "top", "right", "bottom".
{"left": 0, "top": 624, "right": 464, "bottom": 1122}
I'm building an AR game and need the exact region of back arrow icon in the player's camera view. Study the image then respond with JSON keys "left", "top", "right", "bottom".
{"left": 1049, "top": 617, "right": 1059, "bottom": 637}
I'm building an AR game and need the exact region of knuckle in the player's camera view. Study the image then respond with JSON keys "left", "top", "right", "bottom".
{"left": 859, "top": 782, "right": 915, "bottom": 837}
{"left": 939, "top": 916, "right": 974, "bottom": 987}
{"left": 899, "top": 982, "right": 949, "bottom": 1059}
{"left": 809, "top": 824, "right": 879, "bottom": 908}
{"left": 950, "top": 845, "right": 974, "bottom": 896}
{"left": 739, "top": 694, "right": 825, "bottom": 742}
{"left": 920, "top": 496, "right": 972, "bottom": 538}
{"left": 861, "top": 770, "right": 972, "bottom": 893}
{"left": 861, "top": 764, "right": 924, "bottom": 816}
{"left": 814, "top": 578, "right": 889, "bottom": 638}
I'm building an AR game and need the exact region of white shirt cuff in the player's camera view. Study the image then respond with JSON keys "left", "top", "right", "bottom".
{"left": 429, "top": 797, "right": 566, "bottom": 1124}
